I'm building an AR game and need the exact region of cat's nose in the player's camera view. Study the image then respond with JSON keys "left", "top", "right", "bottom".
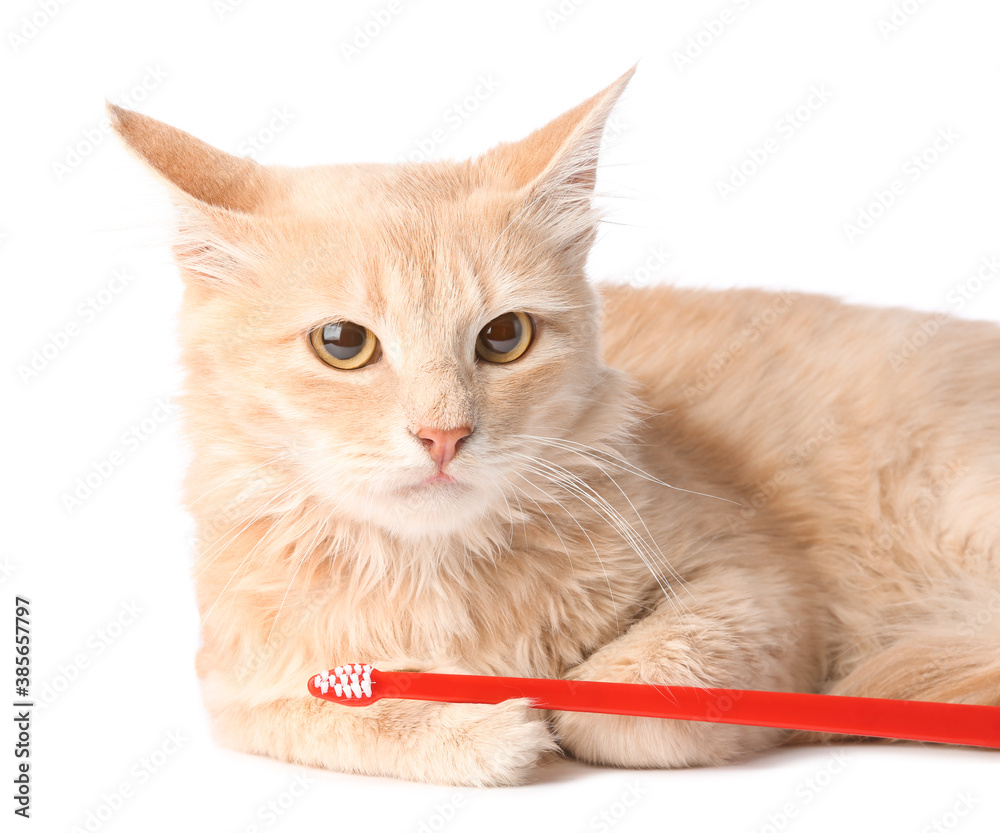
{"left": 414, "top": 425, "right": 472, "bottom": 469}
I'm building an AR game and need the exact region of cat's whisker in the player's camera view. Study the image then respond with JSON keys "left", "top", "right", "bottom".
{"left": 258, "top": 504, "right": 332, "bottom": 666}
{"left": 224, "top": 464, "right": 350, "bottom": 624}
{"left": 505, "top": 472, "right": 577, "bottom": 581}
{"left": 493, "top": 479, "right": 516, "bottom": 549}
{"left": 532, "top": 449, "right": 684, "bottom": 587}
{"left": 505, "top": 471, "right": 620, "bottom": 636}
{"left": 213, "top": 467, "right": 359, "bottom": 644}
{"left": 183, "top": 426, "right": 301, "bottom": 453}
{"left": 512, "top": 454, "right": 678, "bottom": 607}
{"left": 507, "top": 476, "right": 530, "bottom": 545}
{"left": 511, "top": 436, "right": 697, "bottom": 608}
{"left": 185, "top": 452, "right": 300, "bottom": 508}
{"left": 516, "top": 462, "right": 673, "bottom": 628}
{"left": 522, "top": 457, "right": 667, "bottom": 593}
{"left": 516, "top": 434, "right": 739, "bottom": 506}
{"left": 195, "top": 460, "right": 330, "bottom": 587}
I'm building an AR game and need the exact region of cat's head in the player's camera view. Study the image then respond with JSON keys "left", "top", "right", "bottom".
{"left": 110, "top": 68, "right": 638, "bottom": 546}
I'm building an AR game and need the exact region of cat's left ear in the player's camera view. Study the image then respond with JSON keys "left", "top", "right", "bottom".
{"left": 107, "top": 103, "right": 277, "bottom": 213}
{"left": 478, "top": 65, "right": 636, "bottom": 254}
{"left": 107, "top": 104, "right": 281, "bottom": 286}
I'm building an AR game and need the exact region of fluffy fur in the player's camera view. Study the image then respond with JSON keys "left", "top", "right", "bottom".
{"left": 109, "top": 68, "right": 1000, "bottom": 786}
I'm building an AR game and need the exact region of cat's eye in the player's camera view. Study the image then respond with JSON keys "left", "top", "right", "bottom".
{"left": 475, "top": 312, "right": 534, "bottom": 364}
{"left": 310, "top": 321, "right": 379, "bottom": 369}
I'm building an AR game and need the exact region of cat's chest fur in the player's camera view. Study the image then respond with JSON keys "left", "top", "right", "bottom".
{"left": 198, "top": 494, "right": 662, "bottom": 704}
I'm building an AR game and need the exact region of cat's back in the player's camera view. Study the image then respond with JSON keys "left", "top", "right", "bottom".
{"left": 598, "top": 282, "right": 1000, "bottom": 639}
{"left": 597, "top": 282, "right": 1000, "bottom": 568}
{"left": 598, "top": 281, "right": 1000, "bottom": 440}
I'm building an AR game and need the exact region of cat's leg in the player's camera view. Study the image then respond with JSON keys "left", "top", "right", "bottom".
{"left": 552, "top": 547, "right": 825, "bottom": 768}
{"left": 822, "top": 611, "right": 1000, "bottom": 706}
{"left": 810, "top": 516, "right": 1000, "bottom": 734}
{"left": 204, "top": 670, "right": 556, "bottom": 786}
{"left": 788, "top": 602, "right": 1000, "bottom": 745}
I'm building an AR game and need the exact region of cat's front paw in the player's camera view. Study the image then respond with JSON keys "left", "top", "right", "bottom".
{"left": 418, "top": 698, "right": 558, "bottom": 786}
{"left": 552, "top": 650, "right": 785, "bottom": 769}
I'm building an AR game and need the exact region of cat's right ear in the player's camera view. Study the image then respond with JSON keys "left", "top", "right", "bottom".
{"left": 108, "top": 103, "right": 278, "bottom": 286}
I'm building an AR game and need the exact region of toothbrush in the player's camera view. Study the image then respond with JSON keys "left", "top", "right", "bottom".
{"left": 308, "top": 664, "right": 1000, "bottom": 749}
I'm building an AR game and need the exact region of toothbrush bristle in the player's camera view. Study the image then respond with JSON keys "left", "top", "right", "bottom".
{"left": 313, "top": 664, "right": 375, "bottom": 699}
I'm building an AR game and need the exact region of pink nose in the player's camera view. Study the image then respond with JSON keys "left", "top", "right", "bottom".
{"left": 415, "top": 425, "right": 472, "bottom": 469}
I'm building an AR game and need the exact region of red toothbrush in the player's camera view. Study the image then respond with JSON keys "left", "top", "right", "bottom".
{"left": 308, "top": 664, "right": 1000, "bottom": 749}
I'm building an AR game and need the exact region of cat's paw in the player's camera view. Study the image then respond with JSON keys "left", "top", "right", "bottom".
{"left": 552, "top": 653, "right": 785, "bottom": 769}
{"left": 417, "top": 698, "right": 558, "bottom": 787}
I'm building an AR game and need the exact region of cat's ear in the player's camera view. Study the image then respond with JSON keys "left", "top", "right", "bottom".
{"left": 478, "top": 65, "right": 636, "bottom": 254}
{"left": 108, "top": 104, "right": 279, "bottom": 286}
{"left": 107, "top": 103, "right": 276, "bottom": 213}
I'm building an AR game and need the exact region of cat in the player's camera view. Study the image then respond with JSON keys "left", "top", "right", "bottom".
{"left": 108, "top": 66, "right": 1000, "bottom": 786}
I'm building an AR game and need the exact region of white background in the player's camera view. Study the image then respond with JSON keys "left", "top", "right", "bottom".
{"left": 4, "top": 0, "right": 1000, "bottom": 831}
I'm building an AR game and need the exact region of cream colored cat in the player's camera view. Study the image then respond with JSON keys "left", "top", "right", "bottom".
{"left": 109, "top": 67, "right": 1000, "bottom": 786}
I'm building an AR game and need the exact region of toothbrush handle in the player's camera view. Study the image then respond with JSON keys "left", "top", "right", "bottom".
{"left": 370, "top": 671, "right": 1000, "bottom": 749}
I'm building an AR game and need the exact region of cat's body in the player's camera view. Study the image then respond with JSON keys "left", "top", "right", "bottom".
{"left": 110, "top": 69, "right": 1000, "bottom": 786}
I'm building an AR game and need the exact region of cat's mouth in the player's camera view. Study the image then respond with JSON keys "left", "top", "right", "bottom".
{"left": 421, "top": 472, "right": 457, "bottom": 486}
{"left": 400, "top": 471, "right": 473, "bottom": 498}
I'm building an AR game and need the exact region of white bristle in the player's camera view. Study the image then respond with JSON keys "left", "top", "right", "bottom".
{"left": 316, "top": 664, "right": 375, "bottom": 700}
